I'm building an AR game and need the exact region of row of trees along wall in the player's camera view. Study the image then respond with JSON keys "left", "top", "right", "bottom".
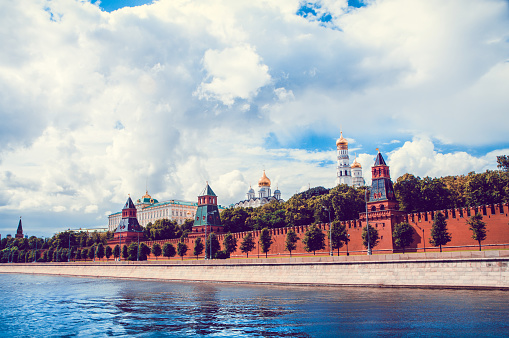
{"left": 3, "top": 156, "right": 508, "bottom": 262}
{"left": 3, "top": 202, "right": 508, "bottom": 263}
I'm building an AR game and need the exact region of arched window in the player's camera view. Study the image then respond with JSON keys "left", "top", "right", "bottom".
{"left": 371, "top": 206, "right": 377, "bottom": 212}
{"left": 379, "top": 204, "right": 385, "bottom": 211}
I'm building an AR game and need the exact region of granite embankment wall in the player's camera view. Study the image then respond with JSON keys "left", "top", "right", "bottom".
{"left": 2, "top": 251, "right": 509, "bottom": 289}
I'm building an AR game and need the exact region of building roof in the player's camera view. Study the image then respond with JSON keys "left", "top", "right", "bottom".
{"left": 336, "top": 131, "right": 348, "bottom": 147}
{"left": 16, "top": 217, "right": 23, "bottom": 235}
{"left": 200, "top": 183, "right": 217, "bottom": 197}
{"left": 258, "top": 170, "right": 271, "bottom": 187}
{"left": 123, "top": 196, "right": 136, "bottom": 209}
{"left": 374, "top": 151, "right": 387, "bottom": 166}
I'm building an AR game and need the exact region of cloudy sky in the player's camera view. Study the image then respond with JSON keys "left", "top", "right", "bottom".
{"left": 1, "top": 0, "right": 508, "bottom": 237}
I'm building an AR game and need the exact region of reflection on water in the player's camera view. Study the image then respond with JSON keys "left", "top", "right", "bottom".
{"left": 0, "top": 274, "right": 508, "bottom": 337}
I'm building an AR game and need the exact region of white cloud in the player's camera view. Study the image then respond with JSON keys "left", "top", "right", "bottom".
{"left": 387, "top": 137, "right": 492, "bottom": 180}
{"left": 195, "top": 45, "right": 271, "bottom": 105}
{"left": 0, "top": 0, "right": 508, "bottom": 236}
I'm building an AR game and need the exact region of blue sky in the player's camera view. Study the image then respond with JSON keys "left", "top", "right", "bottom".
{"left": 1, "top": 0, "right": 508, "bottom": 237}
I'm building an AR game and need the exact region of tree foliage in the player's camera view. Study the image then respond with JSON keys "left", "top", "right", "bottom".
{"left": 193, "top": 237, "right": 204, "bottom": 259}
{"left": 151, "top": 243, "right": 162, "bottom": 260}
{"left": 205, "top": 233, "right": 221, "bottom": 259}
{"left": 96, "top": 243, "right": 105, "bottom": 260}
{"left": 429, "top": 212, "right": 451, "bottom": 252}
{"left": 285, "top": 229, "right": 299, "bottom": 257}
{"left": 239, "top": 232, "right": 255, "bottom": 258}
{"left": 259, "top": 228, "right": 273, "bottom": 258}
{"left": 362, "top": 225, "right": 380, "bottom": 252}
{"left": 302, "top": 225, "right": 325, "bottom": 255}
{"left": 392, "top": 222, "right": 414, "bottom": 254}
{"left": 177, "top": 242, "right": 188, "bottom": 260}
{"left": 467, "top": 213, "right": 487, "bottom": 251}
{"left": 329, "top": 221, "right": 349, "bottom": 256}
{"left": 497, "top": 155, "right": 509, "bottom": 172}
{"left": 222, "top": 232, "right": 237, "bottom": 257}
{"left": 144, "top": 219, "right": 182, "bottom": 241}
{"left": 162, "top": 243, "right": 176, "bottom": 259}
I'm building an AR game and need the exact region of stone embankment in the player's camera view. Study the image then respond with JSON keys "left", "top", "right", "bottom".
{"left": 1, "top": 251, "right": 508, "bottom": 290}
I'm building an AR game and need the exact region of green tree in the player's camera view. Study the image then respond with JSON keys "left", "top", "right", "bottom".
{"left": 139, "top": 243, "right": 150, "bottom": 261}
{"left": 206, "top": 233, "right": 220, "bottom": 259}
{"left": 285, "top": 229, "right": 299, "bottom": 257}
{"left": 421, "top": 177, "right": 452, "bottom": 211}
{"left": 302, "top": 225, "right": 325, "bottom": 255}
{"left": 222, "top": 232, "right": 237, "bottom": 258}
{"left": 497, "top": 155, "right": 509, "bottom": 172}
{"left": 394, "top": 174, "right": 422, "bottom": 212}
{"left": 285, "top": 195, "right": 314, "bottom": 227}
{"left": 240, "top": 232, "right": 255, "bottom": 258}
{"left": 177, "top": 241, "right": 188, "bottom": 260}
{"left": 362, "top": 225, "right": 380, "bottom": 253}
{"left": 105, "top": 246, "right": 112, "bottom": 261}
{"left": 465, "top": 170, "right": 508, "bottom": 206}
{"left": 144, "top": 219, "right": 180, "bottom": 240}
{"left": 96, "top": 243, "right": 105, "bottom": 260}
{"left": 329, "top": 221, "right": 349, "bottom": 256}
{"left": 429, "top": 212, "right": 451, "bottom": 252}
{"left": 193, "top": 237, "right": 204, "bottom": 260}
{"left": 151, "top": 243, "right": 162, "bottom": 260}
{"left": 122, "top": 245, "right": 129, "bottom": 260}
{"left": 329, "top": 185, "right": 366, "bottom": 222}
{"left": 162, "top": 242, "right": 176, "bottom": 260}
{"left": 392, "top": 222, "right": 414, "bottom": 254}
{"left": 467, "top": 213, "right": 487, "bottom": 251}
{"left": 79, "top": 248, "right": 86, "bottom": 262}
{"left": 88, "top": 246, "right": 95, "bottom": 261}
{"left": 113, "top": 245, "right": 120, "bottom": 260}
{"left": 76, "top": 249, "right": 82, "bottom": 260}
{"left": 259, "top": 227, "right": 273, "bottom": 258}
{"left": 127, "top": 243, "right": 138, "bottom": 261}
{"left": 220, "top": 207, "right": 251, "bottom": 233}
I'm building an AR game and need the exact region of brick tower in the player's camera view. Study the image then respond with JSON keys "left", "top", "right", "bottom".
{"left": 192, "top": 183, "right": 223, "bottom": 235}
{"left": 113, "top": 195, "right": 144, "bottom": 243}
{"left": 15, "top": 217, "right": 23, "bottom": 239}
{"left": 367, "top": 150, "right": 399, "bottom": 212}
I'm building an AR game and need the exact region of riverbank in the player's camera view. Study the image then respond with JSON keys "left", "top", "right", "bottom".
{"left": 1, "top": 250, "right": 508, "bottom": 290}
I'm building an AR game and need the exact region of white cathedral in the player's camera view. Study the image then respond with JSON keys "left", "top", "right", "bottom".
{"left": 234, "top": 171, "right": 283, "bottom": 208}
{"left": 336, "top": 132, "right": 365, "bottom": 188}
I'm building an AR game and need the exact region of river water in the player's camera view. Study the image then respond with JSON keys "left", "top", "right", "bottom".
{"left": 0, "top": 274, "right": 508, "bottom": 337}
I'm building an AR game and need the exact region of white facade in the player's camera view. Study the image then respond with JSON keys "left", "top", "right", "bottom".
{"left": 107, "top": 191, "right": 198, "bottom": 232}
{"left": 351, "top": 160, "right": 365, "bottom": 188}
{"left": 336, "top": 132, "right": 364, "bottom": 187}
{"left": 336, "top": 132, "right": 353, "bottom": 186}
{"left": 234, "top": 171, "right": 283, "bottom": 208}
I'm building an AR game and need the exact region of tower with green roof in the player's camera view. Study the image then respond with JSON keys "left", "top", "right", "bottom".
{"left": 192, "top": 182, "right": 223, "bottom": 235}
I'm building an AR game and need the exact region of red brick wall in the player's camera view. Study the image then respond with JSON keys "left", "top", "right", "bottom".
{"left": 103, "top": 203, "right": 509, "bottom": 260}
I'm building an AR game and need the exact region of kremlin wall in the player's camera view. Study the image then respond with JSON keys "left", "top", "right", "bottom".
{"left": 106, "top": 149, "right": 509, "bottom": 260}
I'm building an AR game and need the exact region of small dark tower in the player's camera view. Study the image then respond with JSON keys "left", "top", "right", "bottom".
{"left": 15, "top": 217, "right": 23, "bottom": 239}
{"left": 113, "top": 195, "right": 144, "bottom": 243}
{"left": 192, "top": 182, "right": 223, "bottom": 234}
{"left": 368, "top": 150, "right": 399, "bottom": 211}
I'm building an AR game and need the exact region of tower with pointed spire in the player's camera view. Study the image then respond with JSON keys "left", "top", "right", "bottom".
{"left": 367, "top": 150, "right": 399, "bottom": 211}
{"left": 15, "top": 217, "right": 23, "bottom": 239}
{"left": 113, "top": 195, "right": 144, "bottom": 243}
{"left": 192, "top": 182, "right": 223, "bottom": 234}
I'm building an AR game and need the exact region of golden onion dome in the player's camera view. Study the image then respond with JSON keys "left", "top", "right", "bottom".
{"left": 351, "top": 159, "right": 362, "bottom": 168}
{"left": 336, "top": 131, "right": 348, "bottom": 147}
{"left": 258, "top": 170, "right": 271, "bottom": 187}
{"left": 142, "top": 190, "right": 151, "bottom": 199}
